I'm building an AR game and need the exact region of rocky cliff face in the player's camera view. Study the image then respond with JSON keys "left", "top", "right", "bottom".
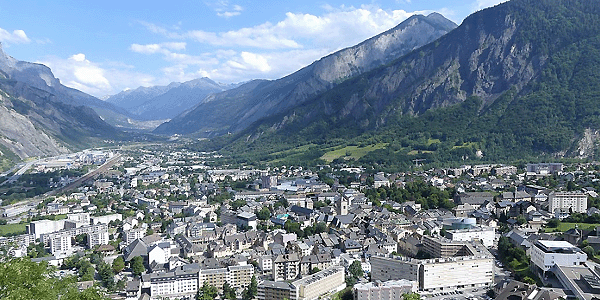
{"left": 0, "top": 90, "right": 67, "bottom": 159}
{"left": 0, "top": 45, "right": 119, "bottom": 162}
{"left": 249, "top": 0, "right": 590, "bottom": 132}
{"left": 154, "top": 13, "right": 457, "bottom": 136}
{"left": 231, "top": 0, "right": 600, "bottom": 159}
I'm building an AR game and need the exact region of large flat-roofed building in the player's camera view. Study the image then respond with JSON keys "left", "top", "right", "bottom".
{"left": 28, "top": 219, "right": 66, "bottom": 239}
{"left": 148, "top": 267, "right": 199, "bottom": 299}
{"left": 199, "top": 264, "right": 254, "bottom": 290}
{"left": 531, "top": 240, "right": 587, "bottom": 273}
{"left": 353, "top": 280, "right": 417, "bottom": 300}
{"left": 258, "top": 281, "right": 297, "bottom": 300}
{"left": 445, "top": 226, "right": 495, "bottom": 248}
{"left": 527, "top": 163, "right": 563, "bottom": 174}
{"left": 422, "top": 236, "right": 472, "bottom": 258}
{"left": 293, "top": 266, "right": 346, "bottom": 300}
{"left": 548, "top": 192, "right": 588, "bottom": 214}
{"left": 554, "top": 265, "right": 600, "bottom": 300}
{"left": 258, "top": 267, "right": 345, "bottom": 300}
{"left": 371, "top": 237, "right": 493, "bottom": 292}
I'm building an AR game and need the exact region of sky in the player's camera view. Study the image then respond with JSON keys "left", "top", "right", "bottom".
{"left": 0, "top": 0, "right": 506, "bottom": 98}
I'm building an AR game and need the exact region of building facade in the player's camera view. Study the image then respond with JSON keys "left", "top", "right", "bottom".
{"left": 353, "top": 280, "right": 417, "bottom": 300}
{"left": 530, "top": 240, "right": 587, "bottom": 273}
{"left": 548, "top": 192, "right": 587, "bottom": 214}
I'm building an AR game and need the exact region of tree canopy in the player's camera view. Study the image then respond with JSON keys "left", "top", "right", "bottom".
{"left": 0, "top": 258, "right": 107, "bottom": 300}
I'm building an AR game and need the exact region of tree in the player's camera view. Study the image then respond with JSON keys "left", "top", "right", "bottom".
{"left": 112, "top": 256, "right": 125, "bottom": 273}
{"left": 547, "top": 218, "right": 560, "bottom": 228}
{"left": 78, "top": 260, "right": 95, "bottom": 281}
{"left": 583, "top": 245, "right": 595, "bottom": 258}
{"left": 97, "top": 262, "right": 115, "bottom": 291}
{"left": 242, "top": 275, "right": 258, "bottom": 300}
{"left": 310, "top": 267, "right": 321, "bottom": 274}
{"left": 349, "top": 260, "right": 363, "bottom": 278}
{"left": 75, "top": 233, "right": 88, "bottom": 247}
{"left": 256, "top": 207, "right": 271, "bottom": 220}
{"left": 403, "top": 293, "right": 421, "bottom": 300}
{"left": 516, "top": 214, "right": 527, "bottom": 225}
{"left": 198, "top": 281, "right": 218, "bottom": 300}
{"left": 522, "top": 276, "right": 536, "bottom": 285}
{"left": 131, "top": 256, "right": 145, "bottom": 276}
{"left": 222, "top": 281, "right": 236, "bottom": 300}
{"left": 0, "top": 258, "right": 107, "bottom": 300}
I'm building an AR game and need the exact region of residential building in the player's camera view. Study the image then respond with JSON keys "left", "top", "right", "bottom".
{"left": 258, "top": 281, "right": 297, "bottom": 300}
{"left": 199, "top": 264, "right": 254, "bottom": 290}
{"left": 371, "top": 237, "right": 494, "bottom": 292}
{"left": 526, "top": 163, "right": 563, "bottom": 174}
{"left": 548, "top": 192, "right": 587, "bottom": 214}
{"left": 273, "top": 253, "right": 301, "bottom": 281}
{"left": 445, "top": 226, "right": 495, "bottom": 248}
{"left": 87, "top": 230, "right": 109, "bottom": 249}
{"left": 353, "top": 280, "right": 417, "bottom": 300}
{"left": 530, "top": 240, "right": 587, "bottom": 274}
{"left": 48, "top": 232, "right": 72, "bottom": 257}
{"left": 293, "top": 266, "right": 346, "bottom": 300}
{"left": 148, "top": 266, "right": 199, "bottom": 299}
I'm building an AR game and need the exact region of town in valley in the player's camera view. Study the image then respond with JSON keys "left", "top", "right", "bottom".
{"left": 1, "top": 144, "right": 598, "bottom": 300}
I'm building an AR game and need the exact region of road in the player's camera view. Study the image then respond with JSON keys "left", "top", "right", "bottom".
{"left": 0, "top": 160, "right": 37, "bottom": 186}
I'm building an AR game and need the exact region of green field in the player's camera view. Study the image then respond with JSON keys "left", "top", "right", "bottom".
{"left": 0, "top": 223, "right": 27, "bottom": 237}
{"left": 320, "top": 143, "right": 388, "bottom": 162}
{"left": 544, "top": 222, "right": 600, "bottom": 233}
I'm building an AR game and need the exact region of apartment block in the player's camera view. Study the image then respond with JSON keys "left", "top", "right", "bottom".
{"left": 353, "top": 280, "right": 417, "bottom": 300}
{"left": 548, "top": 192, "right": 588, "bottom": 214}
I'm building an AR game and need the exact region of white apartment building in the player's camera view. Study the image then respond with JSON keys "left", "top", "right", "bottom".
{"left": 124, "top": 227, "right": 146, "bottom": 244}
{"left": 87, "top": 230, "right": 109, "bottom": 249}
{"left": 91, "top": 213, "right": 122, "bottom": 225}
{"left": 28, "top": 219, "right": 66, "bottom": 239}
{"left": 446, "top": 226, "right": 495, "bottom": 247}
{"left": 41, "top": 224, "right": 108, "bottom": 246}
{"left": 259, "top": 255, "right": 273, "bottom": 273}
{"left": 371, "top": 247, "right": 494, "bottom": 292}
{"left": 148, "top": 268, "right": 199, "bottom": 299}
{"left": 49, "top": 232, "right": 72, "bottom": 258}
{"left": 548, "top": 192, "right": 587, "bottom": 213}
{"left": 199, "top": 265, "right": 255, "bottom": 290}
{"left": 67, "top": 212, "right": 91, "bottom": 225}
{"left": 293, "top": 266, "right": 346, "bottom": 300}
{"left": 530, "top": 240, "right": 587, "bottom": 273}
{"left": 353, "top": 280, "right": 417, "bottom": 300}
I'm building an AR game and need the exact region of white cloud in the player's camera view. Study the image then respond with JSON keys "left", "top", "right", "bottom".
{"left": 143, "top": 5, "right": 424, "bottom": 51}
{"left": 207, "top": 0, "right": 244, "bottom": 19}
{"left": 217, "top": 11, "right": 241, "bottom": 18}
{"left": 130, "top": 42, "right": 186, "bottom": 54}
{"left": 132, "top": 5, "right": 434, "bottom": 87}
{"left": 0, "top": 28, "right": 31, "bottom": 44}
{"left": 38, "top": 54, "right": 155, "bottom": 97}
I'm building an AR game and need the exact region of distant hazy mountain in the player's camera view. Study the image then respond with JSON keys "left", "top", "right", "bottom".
{"left": 106, "top": 78, "right": 236, "bottom": 121}
{"left": 0, "top": 44, "right": 119, "bottom": 167}
{"left": 154, "top": 13, "right": 457, "bottom": 135}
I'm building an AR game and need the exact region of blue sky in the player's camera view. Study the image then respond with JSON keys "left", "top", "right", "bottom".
{"left": 0, "top": 0, "right": 506, "bottom": 98}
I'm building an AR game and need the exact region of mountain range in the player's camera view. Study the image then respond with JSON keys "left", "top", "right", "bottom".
{"left": 154, "top": 13, "right": 457, "bottom": 136}
{"left": 182, "top": 0, "right": 600, "bottom": 168}
{"left": 0, "top": 44, "right": 120, "bottom": 170}
{"left": 2, "top": 0, "right": 600, "bottom": 171}
{"left": 105, "top": 78, "right": 238, "bottom": 121}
